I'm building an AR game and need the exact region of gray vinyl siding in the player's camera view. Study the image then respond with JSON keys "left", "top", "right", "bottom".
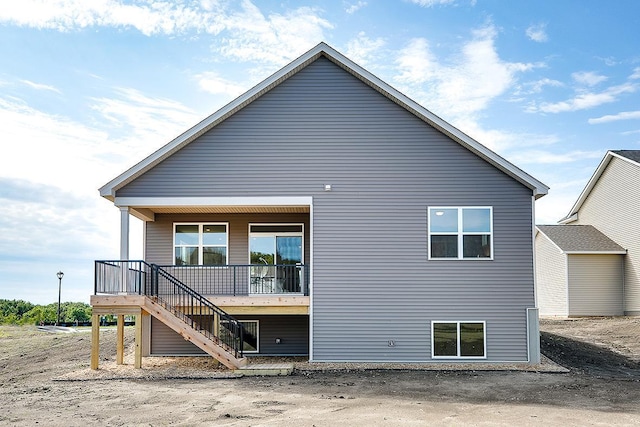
{"left": 150, "top": 316, "right": 206, "bottom": 355}
{"left": 234, "top": 315, "right": 309, "bottom": 356}
{"left": 150, "top": 315, "right": 308, "bottom": 356}
{"left": 573, "top": 157, "right": 640, "bottom": 314}
{"left": 567, "top": 255, "right": 624, "bottom": 316}
{"left": 535, "top": 233, "right": 568, "bottom": 316}
{"left": 120, "top": 57, "right": 537, "bottom": 362}
{"left": 146, "top": 213, "right": 309, "bottom": 266}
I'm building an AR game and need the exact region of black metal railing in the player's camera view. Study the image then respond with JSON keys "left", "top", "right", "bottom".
{"left": 157, "top": 264, "right": 309, "bottom": 296}
{"left": 94, "top": 260, "right": 151, "bottom": 295}
{"left": 152, "top": 265, "right": 244, "bottom": 358}
{"left": 95, "top": 260, "right": 245, "bottom": 358}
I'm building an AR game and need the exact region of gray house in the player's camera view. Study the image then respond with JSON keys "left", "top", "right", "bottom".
{"left": 91, "top": 42, "right": 548, "bottom": 368}
{"left": 536, "top": 150, "right": 640, "bottom": 317}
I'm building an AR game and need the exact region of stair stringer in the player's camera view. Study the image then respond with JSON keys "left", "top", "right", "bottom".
{"left": 141, "top": 297, "right": 247, "bottom": 370}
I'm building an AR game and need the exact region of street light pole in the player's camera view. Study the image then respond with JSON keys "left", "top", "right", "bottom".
{"left": 56, "top": 271, "right": 64, "bottom": 326}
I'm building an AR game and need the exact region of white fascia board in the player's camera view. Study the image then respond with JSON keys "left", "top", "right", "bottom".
{"left": 114, "top": 196, "right": 313, "bottom": 208}
{"left": 558, "top": 213, "right": 578, "bottom": 224}
{"left": 563, "top": 250, "right": 627, "bottom": 255}
{"left": 557, "top": 150, "right": 640, "bottom": 222}
{"left": 100, "top": 42, "right": 549, "bottom": 200}
{"left": 534, "top": 227, "right": 564, "bottom": 254}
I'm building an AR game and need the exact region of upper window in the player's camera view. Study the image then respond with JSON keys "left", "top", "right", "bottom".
{"left": 428, "top": 207, "right": 493, "bottom": 259}
{"left": 432, "top": 321, "right": 486, "bottom": 359}
{"left": 174, "top": 223, "right": 228, "bottom": 266}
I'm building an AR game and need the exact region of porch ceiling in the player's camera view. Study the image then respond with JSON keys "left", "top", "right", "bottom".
{"left": 133, "top": 205, "right": 310, "bottom": 215}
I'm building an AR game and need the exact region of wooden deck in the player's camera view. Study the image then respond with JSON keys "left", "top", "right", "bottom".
{"left": 90, "top": 295, "right": 248, "bottom": 370}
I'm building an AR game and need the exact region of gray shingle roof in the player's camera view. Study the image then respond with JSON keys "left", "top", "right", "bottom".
{"left": 612, "top": 150, "right": 640, "bottom": 163}
{"left": 537, "top": 225, "right": 626, "bottom": 253}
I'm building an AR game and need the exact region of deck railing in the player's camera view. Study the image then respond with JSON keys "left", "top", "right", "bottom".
{"left": 95, "top": 260, "right": 245, "bottom": 358}
{"left": 158, "top": 264, "right": 309, "bottom": 296}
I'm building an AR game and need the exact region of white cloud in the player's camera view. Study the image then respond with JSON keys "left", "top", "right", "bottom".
{"left": 0, "top": 0, "right": 222, "bottom": 36}
{"left": 89, "top": 87, "right": 201, "bottom": 148}
{"left": 409, "top": 0, "right": 457, "bottom": 6}
{"left": 345, "top": 32, "right": 385, "bottom": 66}
{"left": 631, "top": 67, "right": 640, "bottom": 80}
{"left": 572, "top": 71, "right": 607, "bottom": 86}
{"left": 621, "top": 129, "right": 640, "bottom": 136}
{"left": 528, "top": 82, "right": 638, "bottom": 113}
{"left": 195, "top": 72, "right": 248, "bottom": 99}
{"left": 526, "top": 23, "right": 548, "bottom": 42}
{"left": 505, "top": 149, "right": 603, "bottom": 165}
{"left": 215, "top": 1, "right": 332, "bottom": 67}
{"left": 0, "top": 85, "right": 195, "bottom": 303}
{"left": 0, "top": 1, "right": 331, "bottom": 68}
{"left": 588, "top": 110, "right": 640, "bottom": 124}
{"left": 451, "top": 117, "right": 560, "bottom": 153}
{"left": 394, "top": 25, "right": 539, "bottom": 121}
{"left": 515, "top": 78, "right": 563, "bottom": 95}
{"left": 20, "top": 79, "right": 62, "bottom": 94}
{"left": 346, "top": 1, "right": 367, "bottom": 14}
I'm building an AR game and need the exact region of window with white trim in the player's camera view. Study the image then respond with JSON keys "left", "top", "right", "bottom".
{"left": 428, "top": 207, "right": 493, "bottom": 259}
{"left": 432, "top": 321, "right": 486, "bottom": 358}
{"left": 174, "top": 223, "right": 228, "bottom": 265}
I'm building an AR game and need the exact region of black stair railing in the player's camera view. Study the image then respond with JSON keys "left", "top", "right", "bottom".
{"left": 95, "top": 260, "right": 244, "bottom": 359}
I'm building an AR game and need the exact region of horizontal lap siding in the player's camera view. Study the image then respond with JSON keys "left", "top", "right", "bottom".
{"left": 120, "top": 57, "right": 536, "bottom": 362}
{"left": 234, "top": 315, "right": 309, "bottom": 356}
{"left": 150, "top": 315, "right": 308, "bottom": 356}
{"left": 535, "top": 233, "right": 568, "bottom": 316}
{"left": 568, "top": 254, "right": 623, "bottom": 316}
{"left": 146, "top": 213, "right": 310, "bottom": 268}
{"left": 573, "top": 158, "right": 640, "bottom": 314}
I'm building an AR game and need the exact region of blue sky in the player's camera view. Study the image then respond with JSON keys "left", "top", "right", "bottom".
{"left": 1, "top": 0, "right": 639, "bottom": 304}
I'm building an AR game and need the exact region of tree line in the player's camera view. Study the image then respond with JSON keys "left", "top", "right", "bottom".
{"left": 0, "top": 299, "right": 93, "bottom": 325}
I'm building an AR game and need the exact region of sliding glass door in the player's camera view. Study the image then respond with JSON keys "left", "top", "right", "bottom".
{"left": 249, "top": 224, "right": 303, "bottom": 294}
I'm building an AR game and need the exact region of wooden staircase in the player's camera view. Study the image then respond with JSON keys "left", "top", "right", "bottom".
{"left": 142, "top": 297, "right": 247, "bottom": 370}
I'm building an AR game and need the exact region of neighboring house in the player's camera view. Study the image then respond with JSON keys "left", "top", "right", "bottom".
{"left": 535, "top": 225, "right": 626, "bottom": 317}
{"left": 91, "top": 42, "right": 549, "bottom": 369}
{"left": 535, "top": 150, "right": 640, "bottom": 317}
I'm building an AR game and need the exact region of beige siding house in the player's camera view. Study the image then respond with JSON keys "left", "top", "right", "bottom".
{"left": 536, "top": 150, "right": 640, "bottom": 316}
{"left": 536, "top": 225, "right": 625, "bottom": 317}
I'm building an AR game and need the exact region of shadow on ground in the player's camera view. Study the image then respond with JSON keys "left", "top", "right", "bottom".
{"left": 541, "top": 331, "right": 640, "bottom": 379}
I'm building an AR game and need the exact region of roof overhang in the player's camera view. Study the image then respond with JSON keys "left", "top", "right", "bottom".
{"left": 116, "top": 196, "right": 312, "bottom": 222}
{"left": 99, "top": 42, "right": 549, "bottom": 202}
{"left": 560, "top": 150, "right": 640, "bottom": 223}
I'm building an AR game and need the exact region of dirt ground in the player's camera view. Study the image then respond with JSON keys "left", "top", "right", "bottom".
{"left": 1, "top": 317, "right": 639, "bottom": 426}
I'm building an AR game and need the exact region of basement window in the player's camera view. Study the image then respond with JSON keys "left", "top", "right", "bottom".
{"left": 432, "top": 321, "right": 486, "bottom": 359}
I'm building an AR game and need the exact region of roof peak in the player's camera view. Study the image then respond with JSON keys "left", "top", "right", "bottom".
{"left": 99, "top": 42, "right": 548, "bottom": 201}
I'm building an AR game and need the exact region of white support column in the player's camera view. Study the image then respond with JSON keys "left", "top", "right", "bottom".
{"left": 119, "top": 207, "right": 130, "bottom": 294}
{"left": 120, "top": 207, "right": 130, "bottom": 260}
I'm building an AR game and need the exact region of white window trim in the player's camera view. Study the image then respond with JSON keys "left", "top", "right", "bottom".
{"left": 248, "top": 223, "right": 305, "bottom": 264}
{"left": 173, "top": 222, "right": 229, "bottom": 266}
{"left": 428, "top": 206, "right": 494, "bottom": 260}
{"left": 431, "top": 320, "right": 487, "bottom": 359}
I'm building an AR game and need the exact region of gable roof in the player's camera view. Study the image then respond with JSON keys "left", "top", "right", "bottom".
{"left": 99, "top": 42, "right": 549, "bottom": 201}
{"left": 560, "top": 150, "right": 640, "bottom": 223}
{"left": 536, "top": 225, "right": 626, "bottom": 254}
{"left": 611, "top": 149, "right": 640, "bottom": 163}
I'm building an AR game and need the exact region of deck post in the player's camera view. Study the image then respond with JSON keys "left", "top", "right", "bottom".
{"left": 91, "top": 314, "right": 100, "bottom": 370}
{"left": 134, "top": 313, "right": 143, "bottom": 368}
{"left": 116, "top": 314, "right": 125, "bottom": 365}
